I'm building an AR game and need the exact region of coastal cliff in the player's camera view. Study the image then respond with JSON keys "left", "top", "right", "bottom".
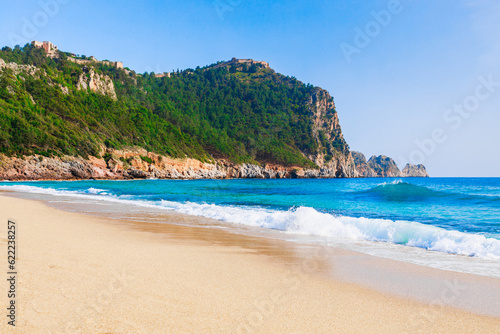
{"left": 0, "top": 43, "right": 428, "bottom": 180}
{"left": 0, "top": 148, "right": 355, "bottom": 180}
{"left": 0, "top": 149, "right": 429, "bottom": 180}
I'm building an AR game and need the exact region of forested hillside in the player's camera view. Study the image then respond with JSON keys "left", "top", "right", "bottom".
{"left": 0, "top": 44, "right": 349, "bottom": 168}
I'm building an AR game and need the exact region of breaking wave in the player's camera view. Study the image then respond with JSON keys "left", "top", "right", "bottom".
{"left": 1, "top": 184, "right": 499, "bottom": 260}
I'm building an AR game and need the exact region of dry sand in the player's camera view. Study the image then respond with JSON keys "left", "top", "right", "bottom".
{"left": 0, "top": 195, "right": 499, "bottom": 333}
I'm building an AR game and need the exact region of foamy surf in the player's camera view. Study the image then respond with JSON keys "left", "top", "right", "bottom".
{"left": 1, "top": 183, "right": 499, "bottom": 261}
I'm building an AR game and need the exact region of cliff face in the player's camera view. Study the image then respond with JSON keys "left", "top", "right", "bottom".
{"left": 0, "top": 58, "right": 40, "bottom": 76}
{"left": 0, "top": 149, "right": 358, "bottom": 180}
{"left": 305, "top": 88, "right": 356, "bottom": 177}
{"left": 77, "top": 69, "right": 117, "bottom": 100}
{"left": 402, "top": 164, "right": 429, "bottom": 177}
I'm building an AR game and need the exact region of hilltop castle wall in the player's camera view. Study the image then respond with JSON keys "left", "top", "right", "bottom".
{"left": 212, "top": 58, "right": 270, "bottom": 70}
{"left": 31, "top": 40, "right": 58, "bottom": 58}
{"left": 67, "top": 57, "right": 123, "bottom": 69}
{"left": 31, "top": 40, "right": 123, "bottom": 69}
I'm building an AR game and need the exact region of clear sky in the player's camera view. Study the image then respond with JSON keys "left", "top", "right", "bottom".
{"left": 1, "top": 0, "right": 499, "bottom": 176}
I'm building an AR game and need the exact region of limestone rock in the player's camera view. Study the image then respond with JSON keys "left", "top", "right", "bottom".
{"left": 402, "top": 164, "right": 429, "bottom": 177}
{"left": 352, "top": 151, "right": 377, "bottom": 177}
{"left": 0, "top": 58, "right": 41, "bottom": 76}
{"left": 69, "top": 161, "right": 92, "bottom": 179}
{"left": 128, "top": 169, "right": 149, "bottom": 179}
{"left": 59, "top": 84, "right": 69, "bottom": 94}
{"left": 367, "top": 155, "right": 402, "bottom": 178}
{"left": 304, "top": 87, "right": 353, "bottom": 177}
{"left": 107, "top": 157, "right": 123, "bottom": 173}
{"left": 0, "top": 148, "right": 427, "bottom": 181}
{"left": 77, "top": 69, "right": 117, "bottom": 100}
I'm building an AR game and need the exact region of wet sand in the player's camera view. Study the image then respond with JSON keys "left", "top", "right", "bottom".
{"left": 1, "top": 194, "right": 499, "bottom": 333}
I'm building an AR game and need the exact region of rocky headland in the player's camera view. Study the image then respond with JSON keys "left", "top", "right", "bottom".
{"left": 0, "top": 44, "right": 429, "bottom": 181}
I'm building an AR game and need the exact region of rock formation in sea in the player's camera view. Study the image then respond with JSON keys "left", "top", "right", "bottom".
{"left": 351, "top": 151, "right": 377, "bottom": 177}
{"left": 351, "top": 151, "right": 429, "bottom": 178}
{"left": 401, "top": 163, "right": 429, "bottom": 177}
{"left": 367, "top": 155, "right": 402, "bottom": 177}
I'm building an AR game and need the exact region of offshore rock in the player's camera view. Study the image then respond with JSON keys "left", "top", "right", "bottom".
{"left": 351, "top": 151, "right": 377, "bottom": 177}
{"left": 402, "top": 164, "right": 429, "bottom": 177}
{"left": 367, "top": 155, "right": 402, "bottom": 178}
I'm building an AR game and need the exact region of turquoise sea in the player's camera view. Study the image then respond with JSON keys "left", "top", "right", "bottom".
{"left": 1, "top": 177, "right": 499, "bottom": 277}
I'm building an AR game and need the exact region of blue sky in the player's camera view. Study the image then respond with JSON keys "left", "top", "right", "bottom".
{"left": 1, "top": 0, "right": 499, "bottom": 176}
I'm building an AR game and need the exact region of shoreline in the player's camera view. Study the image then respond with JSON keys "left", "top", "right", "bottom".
{"left": 1, "top": 194, "right": 499, "bottom": 332}
{"left": 2, "top": 181, "right": 499, "bottom": 282}
{"left": 0, "top": 148, "right": 428, "bottom": 181}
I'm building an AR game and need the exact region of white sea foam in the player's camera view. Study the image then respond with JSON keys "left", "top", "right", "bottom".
{"left": 2, "top": 184, "right": 500, "bottom": 260}
{"left": 85, "top": 187, "right": 108, "bottom": 195}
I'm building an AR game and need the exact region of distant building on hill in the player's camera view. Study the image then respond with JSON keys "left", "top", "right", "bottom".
{"left": 211, "top": 58, "right": 270, "bottom": 70}
{"left": 31, "top": 40, "right": 124, "bottom": 69}
{"left": 154, "top": 73, "right": 171, "bottom": 78}
{"left": 32, "top": 40, "right": 58, "bottom": 58}
{"left": 229, "top": 57, "right": 270, "bottom": 68}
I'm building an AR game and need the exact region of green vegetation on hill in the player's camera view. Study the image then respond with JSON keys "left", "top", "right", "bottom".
{"left": 0, "top": 44, "right": 347, "bottom": 167}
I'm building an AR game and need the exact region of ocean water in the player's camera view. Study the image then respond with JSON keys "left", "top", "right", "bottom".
{"left": 1, "top": 177, "right": 500, "bottom": 277}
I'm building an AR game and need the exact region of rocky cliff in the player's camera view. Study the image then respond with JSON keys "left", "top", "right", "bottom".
{"left": 0, "top": 148, "right": 359, "bottom": 180}
{"left": 77, "top": 68, "right": 117, "bottom": 100}
{"left": 0, "top": 58, "right": 40, "bottom": 76}
{"left": 303, "top": 88, "right": 357, "bottom": 177}
{"left": 0, "top": 150, "right": 430, "bottom": 180}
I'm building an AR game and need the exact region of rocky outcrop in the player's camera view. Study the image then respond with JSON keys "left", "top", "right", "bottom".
{"left": 367, "top": 155, "right": 402, "bottom": 178}
{"left": 0, "top": 146, "right": 357, "bottom": 181}
{"left": 0, "top": 148, "right": 430, "bottom": 181}
{"left": 0, "top": 58, "right": 40, "bottom": 76}
{"left": 351, "top": 151, "right": 377, "bottom": 177}
{"left": 1, "top": 58, "right": 115, "bottom": 100}
{"left": 76, "top": 69, "right": 117, "bottom": 100}
{"left": 402, "top": 164, "right": 429, "bottom": 177}
{"left": 0, "top": 155, "right": 103, "bottom": 180}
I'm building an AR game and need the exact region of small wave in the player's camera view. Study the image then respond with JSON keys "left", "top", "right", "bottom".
{"left": 362, "top": 181, "right": 500, "bottom": 204}
{"left": 85, "top": 187, "right": 109, "bottom": 195}
{"left": 360, "top": 181, "right": 444, "bottom": 202}
{"left": 1, "top": 184, "right": 499, "bottom": 260}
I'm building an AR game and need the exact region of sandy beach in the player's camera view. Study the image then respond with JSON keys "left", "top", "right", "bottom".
{"left": 1, "top": 194, "right": 499, "bottom": 333}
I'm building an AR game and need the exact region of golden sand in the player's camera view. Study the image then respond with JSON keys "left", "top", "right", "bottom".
{"left": 0, "top": 195, "right": 499, "bottom": 333}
